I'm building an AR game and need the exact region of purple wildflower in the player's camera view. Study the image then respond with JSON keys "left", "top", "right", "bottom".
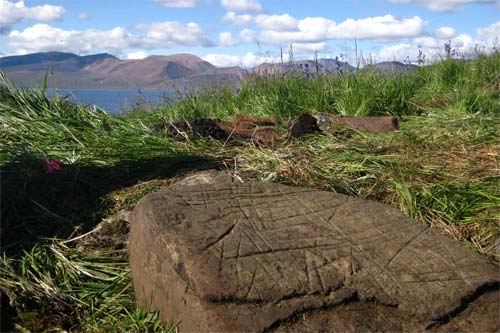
{"left": 44, "top": 156, "right": 61, "bottom": 173}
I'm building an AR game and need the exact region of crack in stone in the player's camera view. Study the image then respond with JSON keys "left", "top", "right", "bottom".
{"left": 204, "top": 222, "right": 236, "bottom": 250}
{"left": 224, "top": 242, "right": 345, "bottom": 260}
{"left": 382, "top": 227, "right": 427, "bottom": 271}
{"left": 425, "top": 282, "right": 500, "bottom": 329}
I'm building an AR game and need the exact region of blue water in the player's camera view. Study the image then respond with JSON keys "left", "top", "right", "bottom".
{"left": 46, "top": 88, "right": 177, "bottom": 115}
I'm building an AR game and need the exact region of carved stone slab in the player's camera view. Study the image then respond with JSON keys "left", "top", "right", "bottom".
{"left": 130, "top": 182, "right": 499, "bottom": 332}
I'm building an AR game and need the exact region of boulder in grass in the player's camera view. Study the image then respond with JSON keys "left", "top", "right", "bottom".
{"left": 288, "top": 113, "right": 322, "bottom": 138}
{"left": 130, "top": 182, "right": 499, "bottom": 332}
{"left": 153, "top": 115, "right": 278, "bottom": 147}
{"left": 315, "top": 114, "right": 399, "bottom": 133}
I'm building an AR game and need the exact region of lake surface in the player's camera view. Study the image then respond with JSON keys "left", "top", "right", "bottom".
{"left": 46, "top": 88, "right": 177, "bottom": 115}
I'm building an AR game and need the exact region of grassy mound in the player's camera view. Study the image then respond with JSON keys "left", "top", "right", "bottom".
{"left": 1, "top": 53, "right": 499, "bottom": 332}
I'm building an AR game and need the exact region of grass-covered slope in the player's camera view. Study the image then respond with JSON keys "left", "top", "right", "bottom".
{"left": 1, "top": 53, "right": 499, "bottom": 332}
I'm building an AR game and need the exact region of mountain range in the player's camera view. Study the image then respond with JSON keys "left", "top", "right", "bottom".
{"left": 0, "top": 52, "right": 416, "bottom": 90}
{"left": 0, "top": 52, "right": 248, "bottom": 89}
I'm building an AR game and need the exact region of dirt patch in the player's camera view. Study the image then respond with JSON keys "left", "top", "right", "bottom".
{"left": 74, "top": 210, "right": 131, "bottom": 253}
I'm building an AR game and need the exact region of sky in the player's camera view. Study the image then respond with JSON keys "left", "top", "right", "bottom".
{"left": 0, "top": 0, "right": 499, "bottom": 67}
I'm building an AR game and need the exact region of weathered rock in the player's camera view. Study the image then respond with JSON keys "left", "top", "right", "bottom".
{"left": 129, "top": 182, "right": 499, "bottom": 332}
{"left": 153, "top": 115, "right": 278, "bottom": 146}
{"left": 315, "top": 115, "right": 399, "bottom": 133}
{"left": 227, "top": 115, "right": 276, "bottom": 129}
{"left": 289, "top": 113, "right": 321, "bottom": 138}
{"left": 155, "top": 118, "right": 229, "bottom": 141}
{"left": 221, "top": 115, "right": 278, "bottom": 147}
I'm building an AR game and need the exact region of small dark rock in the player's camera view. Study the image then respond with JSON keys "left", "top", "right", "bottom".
{"left": 289, "top": 113, "right": 321, "bottom": 138}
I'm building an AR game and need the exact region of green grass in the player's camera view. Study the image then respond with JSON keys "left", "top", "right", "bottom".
{"left": 1, "top": 243, "right": 175, "bottom": 332}
{"left": 1, "top": 52, "right": 499, "bottom": 332}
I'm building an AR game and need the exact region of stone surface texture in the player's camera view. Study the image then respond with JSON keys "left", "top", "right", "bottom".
{"left": 315, "top": 115, "right": 399, "bottom": 133}
{"left": 130, "top": 182, "right": 499, "bottom": 332}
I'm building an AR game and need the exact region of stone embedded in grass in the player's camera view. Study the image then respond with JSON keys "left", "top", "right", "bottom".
{"left": 221, "top": 115, "right": 277, "bottom": 147}
{"left": 288, "top": 113, "right": 321, "bottom": 138}
{"left": 316, "top": 115, "right": 400, "bottom": 133}
{"left": 152, "top": 115, "right": 277, "bottom": 146}
{"left": 129, "top": 182, "right": 499, "bottom": 332}
{"left": 154, "top": 118, "right": 229, "bottom": 141}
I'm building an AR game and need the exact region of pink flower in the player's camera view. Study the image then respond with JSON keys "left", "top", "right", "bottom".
{"left": 44, "top": 156, "right": 61, "bottom": 173}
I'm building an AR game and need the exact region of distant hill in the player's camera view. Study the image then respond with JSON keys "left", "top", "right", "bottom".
{"left": 0, "top": 52, "right": 117, "bottom": 72}
{"left": 253, "top": 58, "right": 355, "bottom": 77}
{"left": 0, "top": 52, "right": 247, "bottom": 89}
{"left": 362, "top": 61, "right": 419, "bottom": 74}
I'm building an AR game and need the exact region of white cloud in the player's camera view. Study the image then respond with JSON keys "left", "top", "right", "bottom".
{"left": 127, "top": 50, "right": 148, "bottom": 59}
{"left": 8, "top": 24, "right": 131, "bottom": 55}
{"left": 0, "top": 0, "right": 65, "bottom": 29}
{"left": 379, "top": 32, "right": 486, "bottom": 62}
{"left": 335, "top": 15, "right": 425, "bottom": 40}
{"left": 77, "top": 12, "right": 90, "bottom": 20}
{"left": 155, "top": 0, "right": 196, "bottom": 8}
{"left": 220, "top": 11, "right": 252, "bottom": 26}
{"left": 385, "top": 22, "right": 500, "bottom": 63}
{"left": 240, "top": 28, "right": 257, "bottom": 43}
{"left": 255, "top": 14, "right": 298, "bottom": 31}
{"left": 378, "top": 43, "right": 413, "bottom": 61}
{"left": 220, "top": 0, "right": 263, "bottom": 13}
{"left": 390, "top": 0, "right": 496, "bottom": 12}
{"left": 258, "top": 17, "right": 333, "bottom": 44}
{"left": 475, "top": 21, "right": 500, "bottom": 51}
{"left": 258, "top": 15, "right": 425, "bottom": 44}
{"left": 137, "top": 21, "right": 213, "bottom": 48}
{"left": 477, "top": 21, "right": 500, "bottom": 38}
{"left": 240, "top": 52, "right": 287, "bottom": 67}
{"left": 6, "top": 21, "right": 214, "bottom": 55}
{"left": 434, "top": 26, "right": 455, "bottom": 39}
{"left": 217, "top": 31, "right": 239, "bottom": 46}
{"left": 203, "top": 52, "right": 287, "bottom": 68}
{"left": 291, "top": 42, "right": 329, "bottom": 54}
{"left": 202, "top": 53, "right": 241, "bottom": 67}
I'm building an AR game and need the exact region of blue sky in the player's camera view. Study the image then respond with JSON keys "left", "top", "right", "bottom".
{"left": 0, "top": 0, "right": 498, "bottom": 67}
